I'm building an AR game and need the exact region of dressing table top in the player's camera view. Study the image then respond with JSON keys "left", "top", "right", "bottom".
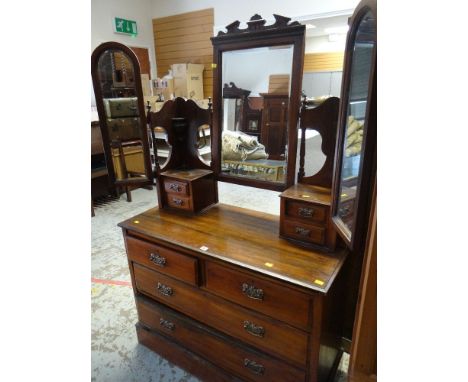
{"left": 119, "top": 203, "right": 347, "bottom": 294}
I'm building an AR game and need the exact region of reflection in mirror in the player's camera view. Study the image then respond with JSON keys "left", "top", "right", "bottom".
{"left": 197, "top": 123, "right": 212, "bottom": 165}
{"left": 337, "top": 10, "right": 376, "bottom": 236}
{"left": 96, "top": 48, "right": 149, "bottom": 182}
{"left": 153, "top": 126, "right": 172, "bottom": 168}
{"left": 220, "top": 46, "right": 293, "bottom": 184}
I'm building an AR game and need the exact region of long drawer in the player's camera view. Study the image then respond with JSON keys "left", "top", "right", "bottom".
{"left": 137, "top": 296, "right": 306, "bottom": 382}
{"left": 133, "top": 263, "right": 308, "bottom": 367}
{"left": 204, "top": 261, "right": 311, "bottom": 330}
{"left": 126, "top": 236, "right": 198, "bottom": 285}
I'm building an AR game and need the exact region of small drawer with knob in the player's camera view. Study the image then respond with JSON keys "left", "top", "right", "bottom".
{"left": 285, "top": 200, "right": 327, "bottom": 224}
{"left": 204, "top": 262, "right": 311, "bottom": 330}
{"left": 163, "top": 179, "right": 189, "bottom": 196}
{"left": 282, "top": 219, "right": 325, "bottom": 246}
{"left": 166, "top": 194, "right": 192, "bottom": 211}
{"left": 125, "top": 236, "right": 198, "bottom": 285}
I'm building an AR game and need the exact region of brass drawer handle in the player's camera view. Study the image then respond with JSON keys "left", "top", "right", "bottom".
{"left": 295, "top": 226, "right": 310, "bottom": 236}
{"left": 157, "top": 282, "right": 173, "bottom": 297}
{"left": 298, "top": 207, "right": 314, "bottom": 217}
{"left": 149, "top": 252, "right": 166, "bottom": 267}
{"left": 243, "top": 320, "right": 265, "bottom": 338}
{"left": 242, "top": 283, "right": 264, "bottom": 301}
{"left": 159, "top": 317, "right": 175, "bottom": 331}
{"left": 172, "top": 198, "right": 184, "bottom": 206}
{"left": 244, "top": 358, "right": 265, "bottom": 375}
{"left": 169, "top": 183, "right": 181, "bottom": 192}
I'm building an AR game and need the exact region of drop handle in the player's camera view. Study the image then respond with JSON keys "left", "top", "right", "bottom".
{"left": 242, "top": 283, "right": 264, "bottom": 300}
{"left": 149, "top": 252, "right": 166, "bottom": 267}
{"left": 157, "top": 282, "right": 173, "bottom": 297}
{"left": 243, "top": 320, "right": 265, "bottom": 337}
{"left": 159, "top": 318, "right": 175, "bottom": 331}
{"left": 172, "top": 198, "right": 184, "bottom": 206}
{"left": 244, "top": 359, "right": 265, "bottom": 375}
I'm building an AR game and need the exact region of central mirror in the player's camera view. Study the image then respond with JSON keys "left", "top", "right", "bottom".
{"left": 211, "top": 14, "right": 305, "bottom": 191}
{"left": 221, "top": 46, "right": 293, "bottom": 184}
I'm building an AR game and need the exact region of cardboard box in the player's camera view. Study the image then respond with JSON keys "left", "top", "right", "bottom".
{"left": 171, "top": 63, "right": 204, "bottom": 100}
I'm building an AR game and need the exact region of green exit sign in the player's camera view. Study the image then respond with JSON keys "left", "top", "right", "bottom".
{"left": 114, "top": 17, "right": 138, "bottom": 36}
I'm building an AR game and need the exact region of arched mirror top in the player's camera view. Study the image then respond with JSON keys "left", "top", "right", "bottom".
{"left": 211, "top": 14, "right": 305, "bottom": 192}
{"left": 91, "top": 41, "right": 153, "bottom": 186}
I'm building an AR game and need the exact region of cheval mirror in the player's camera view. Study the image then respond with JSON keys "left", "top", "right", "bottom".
{"left": 332, "top": 0, "right": 377, "bottom": 250}
{"left": 211, "top": 14, "right": 305, "bottom": 191}
{"left": 91, "top": 42, "right": 154, "bottom": 200}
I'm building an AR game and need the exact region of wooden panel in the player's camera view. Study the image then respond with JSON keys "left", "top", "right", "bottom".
{"left": 153, "top": 8, "right": 214, "bottom": 98}
{"left": 130, "top": 46, "right": 151, "bottom": 79}
{"left": 268, "top": 74, "right": 290, "bottom": 94}
{"left": 303, "top": 52, "right": 344, "bottom": 72}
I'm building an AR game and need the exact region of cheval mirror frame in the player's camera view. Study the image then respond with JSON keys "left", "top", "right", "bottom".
{"left": 91, "top": 42, "right": 154, "bottom": 190}
{"left": 331, "top": 0, "right": 377, "bottom": 251}
{"left": 211, "top": 14, "right": 305, "bottom": 191}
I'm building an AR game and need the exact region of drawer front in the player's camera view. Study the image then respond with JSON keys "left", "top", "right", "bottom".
{"left": 205, "top": 262, "right": 310, "bottom": 330}
{"left": 285, "top": 200, "right": 327, "bottom": 224}
{"left": 164, "top": 179, "right": 189, "bottom": 196}
{"left": 133, "top": 263, "right": 308, "bottom": 366}
{"left": 137, "top": 297, "right": 305, "bottom": 382}
{"left": 125, "top": 236, "right": 198, "bottom": 285}
{"left": 283, "top": 219, "right": 325, "bottom": 245}
{"left": 166, "top": 194, "right": 192, "bottom": 210}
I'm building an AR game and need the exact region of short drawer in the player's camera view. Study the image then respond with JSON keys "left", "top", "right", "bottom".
{"left": 133, "top": 263, "right": 308, "bottom": 367}
{"left": 125, "top": 236, "right": 198, "bottom": 285}
{"left": 204, "top": 262, "right": 310, "bottom": 330}
{"left": 137, "top": 297, "right": 305, "bottom": 382}
{"left": 285, "top": 200, "right": 327, "bottom": 224}
{"left": 166, "top": 194, "right": 192, "bottom": 210}
{"left": 163, "top": 179, "right": 189, "bottom": 196}
{"left": 282, "top": 219, "right": 325, "bottom": 245}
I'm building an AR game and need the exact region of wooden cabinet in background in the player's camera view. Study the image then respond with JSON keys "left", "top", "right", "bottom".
{"left": 260, "top": 93, "right": 289, "bottom": 160}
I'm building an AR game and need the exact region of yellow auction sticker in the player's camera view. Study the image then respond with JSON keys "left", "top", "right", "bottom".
{"left": 314, "top": 279, "right": 325, "bottom": 286}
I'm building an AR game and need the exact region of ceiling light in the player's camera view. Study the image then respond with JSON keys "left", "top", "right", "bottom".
{"left": 324, "top": 25, "right": 349, "bottom": 34}
{"left": 305, "top": 24, "right": 316, "bottom": 29}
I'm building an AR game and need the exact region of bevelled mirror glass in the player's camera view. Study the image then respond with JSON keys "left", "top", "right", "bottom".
{"left": 220, "top": 46, "right": 293, "bottom": 185}
{"left": 91, "top": 42, "right": 153, "bottom": 187}
{"left": 211, "top": 14, "right": 305, "bottom": 191}
{"left": 332, "top": 6, "right": 376, "bottom": 249}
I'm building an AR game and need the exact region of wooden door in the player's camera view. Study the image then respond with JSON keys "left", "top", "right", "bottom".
{"left": 261, "top": 95, "right": 289, "bottom": 160}
{"left": 130, "top": 46, "right": 151, "bottom": 79}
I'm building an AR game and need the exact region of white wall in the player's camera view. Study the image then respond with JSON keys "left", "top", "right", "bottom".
{"left": 92, "top": 0, "right": 156, "bottom": 79}
{"left": 151, "top": 0, "right": 358, "bottom": 31}
{"left": 305, "top": 35, "right": 346, "bottom": 53}
{"left": 223, "top": 47, "right": 293, "bottom": 96}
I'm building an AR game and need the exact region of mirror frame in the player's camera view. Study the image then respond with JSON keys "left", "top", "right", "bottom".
{"left": 331, "top": 0, "right": 377, "bottom": 251}
{"left": 211, "top": 14, "right": 305, "bottom": 191}
{"left": 91, "top": 41, "right": 154, "bottom": 187}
